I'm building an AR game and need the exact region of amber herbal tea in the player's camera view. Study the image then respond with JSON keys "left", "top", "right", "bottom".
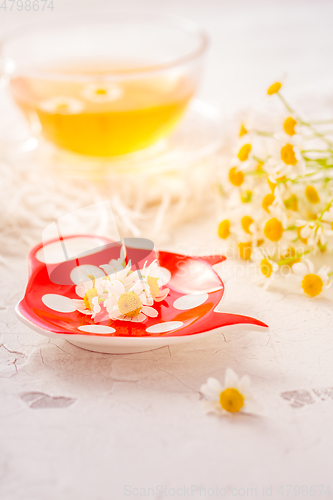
{"left": 10, "top": 61, "right": 195, "bottom": 156}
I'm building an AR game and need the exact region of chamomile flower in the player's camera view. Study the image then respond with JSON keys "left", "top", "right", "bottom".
{"left": 103, "top": 277, "right": 158, "bottom": 323}
{"left": 100, "top": 246, "right": 130, "bottom": 275}
{"left": 71, "top": 275, "right": 104, "bottom": 318}
{"left": 39, "top": 96, "right": 84, "bottom": 114}
{"left": 292, "top": 259, "right": 332, "bottom": 297}
{"left": 100, "top": 263, "right": 136, "bottom": 290}
{"left": 252, "top": 249, "right": 279, "bottom": 289}
{"left": 200, "top": 368, "right": 259, "bottom": 415}
{"left": 81, "top": 83, "right": 123, "bottom": 103}
{"left": 296, "top": 220, "right": 333, "bottom": 248}
{"left": 141, "top": 260, "right": 170, "bottom": 302}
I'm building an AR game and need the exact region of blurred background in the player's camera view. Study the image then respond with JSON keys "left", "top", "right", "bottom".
{"left": 2, "top": 0, "right": 333, "bottom": 116}
{"left": 1, "top": 0, "right": 333, "bottom": 253}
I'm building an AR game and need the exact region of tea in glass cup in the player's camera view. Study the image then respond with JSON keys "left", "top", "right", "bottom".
{"left": 1, "top": 14, "right": 208, "bottom": 157}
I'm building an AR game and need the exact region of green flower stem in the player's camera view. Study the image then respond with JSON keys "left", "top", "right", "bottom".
{"left": 277, "top": 92, "right": 333, "bottom": 147}
{"left": 301, "top": 149, "right": 333, "bottom": 154}
{"left": 252, "top": 155, "right": 265, "bottom": 163}
{"left": 318, "top": 199, "right": 333, "bottom": 221}
{"left": 277, "top": 92, "right": 297, "bottom": 116}
{"left": 277, "top": 250, "right": 310, "bottom": 266}
{"left": 307, "top": 119, "right": 333, "bottom": 125}
{"left": 252, "top": 130, "right": 275, "bottom": 137}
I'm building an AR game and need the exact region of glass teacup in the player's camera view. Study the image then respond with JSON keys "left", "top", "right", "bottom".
{"left": 1, "top": 13, "right": 208, "bottom": 157}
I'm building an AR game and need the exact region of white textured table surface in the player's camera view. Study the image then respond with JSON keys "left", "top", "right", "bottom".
{"left": 1, "top": 1, "right": 333, "bottom": 499}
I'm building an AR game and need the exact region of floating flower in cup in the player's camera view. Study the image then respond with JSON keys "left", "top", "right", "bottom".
{"left": 39, "top": 96, "right": 84, "bottom": 114}
{"left": 292, "top": 259, "right": 332, "bottom": 297}
{"left": 200, "top": 368, "right": 259, "bottom": 415}
{"left": 81, "top": 82, "right": 123, "bottom": 103}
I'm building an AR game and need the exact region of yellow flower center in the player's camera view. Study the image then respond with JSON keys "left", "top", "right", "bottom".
{"left": 264, "top": 218, "right": 284, "bottom": 242}
{"left": 118, "top": 292, "right": 142, "bottom": 317}
{"left": 147, "top": 276, "right": 160, "bottom": 299}
{"left": 241, "top": 215, "right": 254, "bottom": 234}
{"left": 238, "top": 242, "right": 252, "bottom": 260}
{"left": 95, "top": 88, "right": 107, "bottom": 95}
{"left": 301, "top": 274, "right": 323, "bottom": 298}
{"left": 239, "top": 123, "right": 247, "bottom": 137}
{"left": 218, "top": 219, "right": 231, "bottom": 239}
{"left": 238, "top": 144, "right": 251, "bottom": 162}
{"left": 83, "top": 288, "right": 98, "bottom": 310}
{"left": 260, "top": 258, "right": 273, "bottom": 278}
{"left": 229, "top": 167, "right": 244, "bottom": 187}
{"left": 267, "top": 82, "right": 282, "bottom": 95}
{"left": 281, "top": 143, "right": 297, "bottom": 165}
{"left": 284, "top": 194, "right": 298, "bottom": 211}
{"left": 220, "top": 388, "right": 245, "bottom": 413}
{"left": 305, "top": 185, "right": 320, "bottom": 204}
{"left": 262, "top": 193, "right": 275, "bottom": 212}
{"left": 284, "top": 117, "right": 297, "bottom": 136}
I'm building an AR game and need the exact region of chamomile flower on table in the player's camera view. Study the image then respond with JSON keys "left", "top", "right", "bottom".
{"left": 292, "top": 259, "right": 332, "bottom": 298}
{"left": 200, "top": 368, "right": 260, "bottom": 416}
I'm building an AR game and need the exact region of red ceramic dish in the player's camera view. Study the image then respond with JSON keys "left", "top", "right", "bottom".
{"left": 16, "top": 235, "right": 268, "bottom": 353}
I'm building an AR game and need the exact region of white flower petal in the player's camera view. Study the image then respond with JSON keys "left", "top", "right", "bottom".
{"left": 237, "top": 374, "right": 252, "bottom": 396}
{"left": 100, "top": 264, "right": 113, "bottom": 275}
{"left": 142, "top": 306, "right": 158, "bottom": 318}
{"left": 224, "top": 368, "right": 240, "bottom": 389}
{"left": 200, "top": 377, "right": 223, "bottom": 399}
{"left": 154, "top": 288, "right": 170, "bottom": 302}
{"left": 304, "top": 258, "right": 315, "bottom": 274}
{"left": 292, "top": 262, "right": 308, "bottom": 277}
{"left": 318, "top": 265, "right": 330, "bottom": 281}
{"left": 77, "top": 308, "right": 92, "bottom": 315}
{"left": 75, "top": 285, "right": 86, "bottom": 298}
{"left": 131, "top": 313, "right": 146, "bottom": 323}
{"left": 72, "top": 299, "right": 85, "bottom": 309}
{"left": 203, "top": 400, "right": 223, "bottom": 415}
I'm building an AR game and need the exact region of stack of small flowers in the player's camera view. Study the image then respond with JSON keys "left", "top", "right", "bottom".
{"left": 218, "top": 82, "right": 333, "bottom": 298}
{"left": 72, "top": 258, "right": 170, "bottom": 323}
